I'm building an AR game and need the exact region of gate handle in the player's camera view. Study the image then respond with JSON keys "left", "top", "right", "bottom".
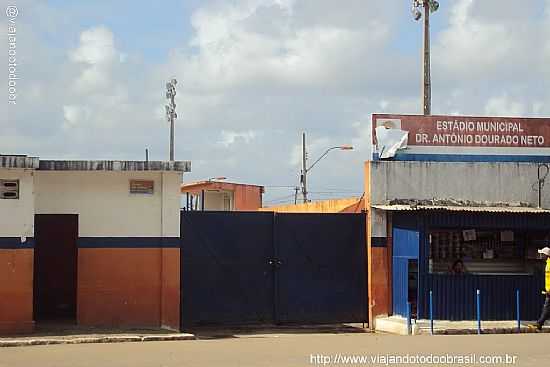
{"left": 268, "top": 259, "right": 283, "bottom": 268}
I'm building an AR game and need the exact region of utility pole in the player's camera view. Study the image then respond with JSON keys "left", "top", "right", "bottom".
{"left": 299, "top": 132, "right": 354, "bottom": 204}
{"left": 422, "top": 0, "right": 431, "bottom": 115}
{"left": 301, "top": 132, "right": 308, "bottom": 203}
{"left": 412, "top": 0, "right": 438, "bottom": 116}
{"left": 165, "top": 79, "right": 178, "bottom": 161}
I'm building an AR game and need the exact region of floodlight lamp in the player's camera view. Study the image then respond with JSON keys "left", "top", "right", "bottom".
{"left": 413, "top": 9, "right": 422, "bottom": 21}
{"left": 429, "top": 0, "right": 439, "bottom": 12}
{"left": 339, "top": 145, "right": 354, "bottom": 150}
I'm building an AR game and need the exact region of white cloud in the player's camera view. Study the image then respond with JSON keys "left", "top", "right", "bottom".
{"left": 433, "top": 0, "right": 543, "bottom": 80}
{"left": 164, "top": 0, "right": 396, "bottom": 94}
{"left": 484, "top": 95, "right": 526, "bottom": 117}
{"left": 544, "top": 0, "right": 550, "bottom": 73}
{"left": 69, "top": 26, "right": 123, "bottom": 93}
{"left": 63, "top": 105, "right": 90, "bottom": 128}
{"left": 219, "top": 130, "right": 257, "bottom": 147}
{"left": 69, "top": 26, "right": 117, "bottom": 65}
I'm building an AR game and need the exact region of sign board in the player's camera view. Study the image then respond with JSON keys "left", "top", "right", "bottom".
{"left": 372, "top": 114, "right": 550, "bottom": 162}
{"left": 129, "top": 180, "right": 154, "bottom": 194}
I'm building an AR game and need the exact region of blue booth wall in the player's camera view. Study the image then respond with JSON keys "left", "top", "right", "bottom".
{"left": 392, "top": 228, "right": 419, "bottom": 317}
{"left": 392, "top": 212, "right": 549, "bottom": 321}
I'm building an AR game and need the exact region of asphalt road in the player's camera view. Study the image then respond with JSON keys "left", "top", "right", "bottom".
{"left": 1, "top": 332, "right": 550, "bottom": 367}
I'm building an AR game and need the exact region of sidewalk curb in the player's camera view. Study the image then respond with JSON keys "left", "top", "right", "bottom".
{"left": 434, "top": 327, "right": 550, "bottom": 335}
{"left": 0, "top": 334, "right": 196, "bottom": 348}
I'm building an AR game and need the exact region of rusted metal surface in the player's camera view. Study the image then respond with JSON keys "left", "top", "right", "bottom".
{"left": 0, "top": 155, "right": 39, "bottom": 169}
{"left": 386, "top": 198, "right": 532, "bottom": 208}
{"left": 372, "top": 203, "right": 550, "bottom": 214}
{"left": 181, "top": 180, "right": 263, "bottom": 192}
{"left": 38, "top": 160, "right": 191, "bottom": 172}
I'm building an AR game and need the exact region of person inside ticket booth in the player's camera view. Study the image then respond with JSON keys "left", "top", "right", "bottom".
{"left": 449, "top": 259, "right": 466, "bottom": 275}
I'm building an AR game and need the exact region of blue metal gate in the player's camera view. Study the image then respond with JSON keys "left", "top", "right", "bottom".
{"left": 275, "top": 213, "right": 368, "bottom": 324}
{"left": 392, "top": 227, "right": 419, "bottom": 317}
{"left": 180, "top": 211, "right": 274, "bottom": 326}
{"left": 180, "top": 211, "right": 368, "bottom": 327}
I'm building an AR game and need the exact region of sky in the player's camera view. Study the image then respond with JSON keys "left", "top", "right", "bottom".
{"left": 3, "top": 0, "right": 550, "bottom": 205}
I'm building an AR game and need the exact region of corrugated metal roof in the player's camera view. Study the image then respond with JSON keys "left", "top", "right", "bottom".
{"left": 372, "top": 204, "right": 550, "bottom": 213}
{"left": 181, "top": 181, "right": 264, "bottom": 193}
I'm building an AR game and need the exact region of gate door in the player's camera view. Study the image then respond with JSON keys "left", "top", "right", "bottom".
{"left": 275, "top": 213, "right": 368, "bottom": 324}
{"left": 180, "top": 211, "right": 274, "bottom": 326}
{"left": 392, "top": 227, "right": 419, "bottom": 317}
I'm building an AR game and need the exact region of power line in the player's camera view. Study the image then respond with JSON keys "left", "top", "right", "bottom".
{"left": 264, "top": 194, "right": 296, "bottom": 204}
{"left": 308, "top": 191, "right": 362, "bottom": 195}
{"left": 311, "top": 187, "right": 363, "bottom": 192}
{"left": 264, "top": 185, "right": 298, "bottom": 189}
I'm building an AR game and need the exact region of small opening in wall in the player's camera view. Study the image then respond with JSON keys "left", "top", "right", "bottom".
{"left": 0, "top": 179, "right": 19, "bottom": 199}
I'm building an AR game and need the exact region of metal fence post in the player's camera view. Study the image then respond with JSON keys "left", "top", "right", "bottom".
{"left": 407, "top": 302, "right": 412, "bottom": 335}
{"left": 516, "top": 289, "right": 521, "bottom": 333}
{"left": 430, "top": 290, "right": 434, "bottom": 335}
{"left": 476, "top": 289, "right": 481, "bottom": 335}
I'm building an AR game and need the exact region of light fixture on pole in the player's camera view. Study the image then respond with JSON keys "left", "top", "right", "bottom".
{"left": 411, "top": 0, "right": 439, "bottom": 116}
{"left": 300, "top": 132, "right": 354, "bottom": 203}
{"left": 165, "top": 78, "right": 178, "bottom": 161}
{"left": 208, "top": 177, "right": 227, "bottom": 182}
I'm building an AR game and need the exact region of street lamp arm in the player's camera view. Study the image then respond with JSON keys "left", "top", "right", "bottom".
{"left": 306, "top": 147, "right": 341, "bottom": 173}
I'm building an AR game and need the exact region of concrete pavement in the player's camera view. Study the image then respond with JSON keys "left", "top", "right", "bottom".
{"left": 1, "top": 332, "right": 550, "bottom": 367}
{"left": 375, "top": 316, "right": 550, "bottom": 335}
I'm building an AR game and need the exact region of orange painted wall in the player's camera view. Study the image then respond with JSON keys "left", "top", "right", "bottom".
{"left": 261, "top": 198, "right": 362, "bottom": 213}
{"left": 161, "top": 248, "right": 180, "bottom": 330}
{"left": 234, "top": 185, "right": 263, "bottom": 211}
{"left": 364, "top": 161, "right": 391, "bottom": 326}
{"left": 368, "top": 247, "right": 390, "bottom": 320}
{"left": 78, "top": 248, "right": 179, "bottom": 329}
{"left": 182, "top": 182, "right": 263, "bottom": 211}
{"left": 0, "top": 249, "right": 34, "bottom": 334}
{"left": 340, "top": 199, "right": 366, "bottom": 213}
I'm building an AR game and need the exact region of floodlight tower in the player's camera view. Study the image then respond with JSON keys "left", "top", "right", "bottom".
{"left": 165, "top": 79, "right": 178, "bottom": 161}
{"left": 411, "top": 0, "right": 439, "bottom": 116}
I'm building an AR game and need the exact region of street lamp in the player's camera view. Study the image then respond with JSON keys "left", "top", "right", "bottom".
{"left": 300, "top": 132, "right": 353, "bottom": 203}
{"left": 411, "top": 0, "right": 439, "bottom": 115}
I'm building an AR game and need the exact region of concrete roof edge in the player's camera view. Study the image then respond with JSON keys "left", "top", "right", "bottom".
{"left": 181, "top": 181, "right": 264, "bottom": 191}
{"left": 38, "top": 160, "right": 191, "bottom": 172}
{"left": 0, "top": 155, "right": 40, "bottom": 169}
